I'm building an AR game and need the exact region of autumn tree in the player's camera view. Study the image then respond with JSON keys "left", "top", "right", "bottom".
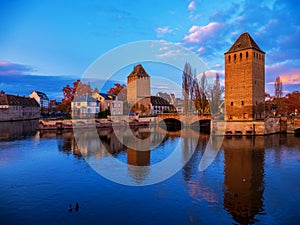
{"left": 182, "top": 62, "right": 193, "bottom": 113}
{"left": 278, "top": 91, "right": 300, "bottom": 115}
{"left": 199, "top": 73, "right": 210, "bottom": 113}
{"left": 107, "top": 83, "right": 127, "bottom": 100}
{"left": 61, "top": 80, "right": 92, "bottom": 114}
{"left": 208, "top": 73, "right": 224, "bottom": 115}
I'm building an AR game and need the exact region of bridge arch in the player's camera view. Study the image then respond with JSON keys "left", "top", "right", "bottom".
{"left": 156, "top": 113, "right": 212, "bottom": 126}
{"left": 159, "top": 118, "right": 182, "bottom": 131}
{"left": 190, "top": 120, "right": 211, "bottom": 133}
{"left": 295, "top": 128, "right": 300, "bottom": 137}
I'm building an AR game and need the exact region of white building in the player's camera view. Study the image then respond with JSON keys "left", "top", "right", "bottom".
{"left": 150, "top": 96, "right": 175, "bottom": 115}
{"left": 29, "top": 91, "right": 49, "bottom": 109}
{"left": 71, "top": 94, "right": 100, "bottom": 118}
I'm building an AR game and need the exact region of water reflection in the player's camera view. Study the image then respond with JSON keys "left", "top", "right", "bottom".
{"left": 223, "top": 136, "right": 265, "bottom": 224}
{"left": 0, "top": 120, "right": 39, "bottom": 141}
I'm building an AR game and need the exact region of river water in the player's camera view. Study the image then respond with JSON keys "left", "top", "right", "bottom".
{"left": 0, "top": 120, "right": 299, "bottom": 225}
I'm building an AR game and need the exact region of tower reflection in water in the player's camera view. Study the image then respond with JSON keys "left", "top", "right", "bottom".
{"left": 223, "top": 136, "right": 265, "bottom": 224}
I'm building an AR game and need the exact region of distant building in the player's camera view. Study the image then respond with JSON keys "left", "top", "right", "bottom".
{"left": 156, "top": 92, "right": 176, "bottom": 105}
{"left": 0, "top": 92, "right": 40, "bottom": 121}
{"left": 127, "top": 64, "right": 151, "bottom": 115}
{"left": 48, "top": 100, "right": 59, "bottom": 113}
{"left": 29, "top": 91, "right": 49, "bottom": 109}
{"left": 174, "top": 98, "right": 184, "bottom": 114}
{"left": 92, "top": 92, "right": 124, "bottom": 115}
{"left": 150, "top": 96, "right": 175, "bottom": 115}
{"left": 224, "top": 32, "right": 265, "bottom": 120}
{"left": 71, "top": 94, "right": 100, "bottom": 118}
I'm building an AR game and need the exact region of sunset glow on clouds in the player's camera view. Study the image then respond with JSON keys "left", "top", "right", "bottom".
{"left": 0, "top": 0, "right": 299, "bottom": 99}
{"left": 184, "top": 22, "right": 223, "bottom": 44}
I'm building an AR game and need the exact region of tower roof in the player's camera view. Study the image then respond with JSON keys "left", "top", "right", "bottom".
{"left": 225, "top": 32, "right": 264, "bottom": 54}
{"left": 127, "top": 64, "right": 150, "bottom": 78}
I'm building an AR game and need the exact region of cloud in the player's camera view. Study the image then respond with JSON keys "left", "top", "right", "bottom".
{"left": 188, "top": 1, "right": 196, "bottom": 11}
{"left": 198, "top": 46, "right": 205, "bottom": 54}
{"left": 267, "top": 69, "right": 300, "bottom": 85}
{"left": 183, "top": 22, "right": 223, "bottom": 44}
{"left": 0, "top": 61, "right": 34, "bottom": 76}
{"left": 155, "top": 26, "right": 173, "bottom": 38}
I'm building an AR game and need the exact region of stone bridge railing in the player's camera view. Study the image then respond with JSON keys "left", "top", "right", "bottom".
{"left": 156, "top": 113, "right": 211, "bottom": 125}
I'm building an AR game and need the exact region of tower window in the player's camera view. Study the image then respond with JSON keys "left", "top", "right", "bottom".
{"left": 228, "top": 55, "right": 231, "bottom": 62}
{"left": 231, "top": 102, "right": 234, "bottom": 106}
{"left": 241, "top": 101, "right": 244, "bottom": 106}
{"left": 240, "top": 52, "right": 242, "bottom": 60}
{"left": 234, "top": 54, "right": 236, "bottom": 61}
{"left": 246, "top": 52, "right": 248, "bottom": 59}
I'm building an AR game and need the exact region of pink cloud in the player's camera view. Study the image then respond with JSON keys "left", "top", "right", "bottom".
{"left": 155, "top": 26, "right": 173, "bottom": 38}
{"left": 184, "top": 22, "right": 223, "bottom": 44}
{"left": 267, "top": 70, "right": 300, "bottom": 85}
{"left": 188, "top": 1, "right": 196, "bottom": 11}
{"left": 198, "top": 46, "right": 205, "bottom": 54}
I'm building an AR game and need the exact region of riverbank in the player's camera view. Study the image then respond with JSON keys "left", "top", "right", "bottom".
{"left": 38, "top": 117, "right": 154, "bottom": 130}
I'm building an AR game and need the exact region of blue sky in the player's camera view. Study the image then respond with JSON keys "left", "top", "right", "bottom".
{"left": 0, "top": 0, "right": 299, "bottom": 100}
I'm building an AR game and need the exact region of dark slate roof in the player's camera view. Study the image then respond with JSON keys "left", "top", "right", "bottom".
{"left": 99, "top": 93, "right": 112, "bottom": 100}
{"left": 0, "top": 94, "right": 40, "bottom": 107}
{"left": 127, "top": 64, "right": 150, "bottom": 78}
{"left": 72, "top": 94, "right": 98, "bottom": 102}
{"left": 34, "top": 91, "right": 49, "bottom": 100}
{"left": 225, "top": 32, "right": 264, "bottom": 54}
{"left": 150, "top": 96, "right": 171, "bottom": 106}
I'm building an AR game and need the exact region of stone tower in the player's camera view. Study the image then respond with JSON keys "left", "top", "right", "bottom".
{"left": 127, "top": 64, "right": 151, "bottom": 114}
{"left": 224, "top": 32, "right": 265, "bottom": 120}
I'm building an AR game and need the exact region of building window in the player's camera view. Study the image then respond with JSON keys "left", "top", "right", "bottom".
{"left": 228, "top": 55, "right": 231, "bottom": 62}
{"left": 77, "top": 102, "right": 80, "bottom": 106}
{"left": 240, "top": 52, "right": 242, "bottom": 60}
{"left": 241, "top": 101, "right": 244, "bottom": 106}
{"left": 246, "top": 51, "right": 248, "bottom": 59}
{"left": 231, "top": 102, "right": 234, "bottom": 106}
{"left": 234, "top": 54, "right": 236, "bottom": 61}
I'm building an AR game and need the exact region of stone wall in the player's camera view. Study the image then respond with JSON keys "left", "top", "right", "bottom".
{"left": 0, "top": 106, "right": 40, "bottom": 121}
{"left": 212, "top": 117, "right": 283, "bottom": 135}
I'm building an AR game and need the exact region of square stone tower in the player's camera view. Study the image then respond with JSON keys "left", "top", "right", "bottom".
{"left": 224, "top": 32, "right": 265, "bottom": 120}
{"left": 127, "top": 64, "right": 151, "bottom": 114}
